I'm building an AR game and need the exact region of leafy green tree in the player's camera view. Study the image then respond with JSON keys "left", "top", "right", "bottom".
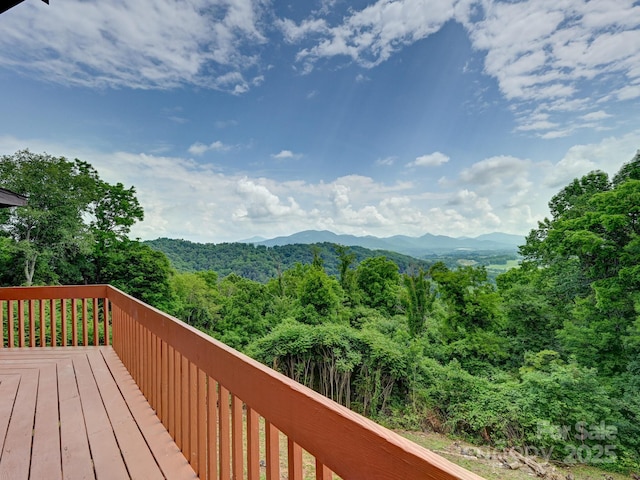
{"left": 215, "top": 274, "right": 271, "bottom": 349}
{"left": 496, "top": 265, "right": 560, "bottom": 364}
{"left": 356, "top": 256, "right": 400, "bottom": 316}
{"left": 100, "top": 240, "right": 174, "bottom": 311}
{"left": 335, "top": 244, "right": 357, "bottom": 299}
{"left": 402, "top": 268, "right": 435, "bottom": 337}
{"left": 520, "top": 162, "right": 640, "bottom": 374}
{"left": 430, "top": 263, "right": 506, "bottom": 368}
{"left": 170, "top": 271, "right": 221, "bottom": 331}
{"left": 0, "top": 150, "right": 145, "bottom": 286}
{"left": 0, "top": 151, "right": 100, "bottom": 284}
{"left": 91, "top": 182, "right": 144, "bottom": 282}
{"left": 297, "top": 266, "right": 342, "bottom": 324}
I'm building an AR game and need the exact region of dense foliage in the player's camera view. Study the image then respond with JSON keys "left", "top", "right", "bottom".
{"left": 144, "top": 238, "right": 439, "bottom": 281}
{"left": 3, "top": 149, "right": 640, "bottom": 473}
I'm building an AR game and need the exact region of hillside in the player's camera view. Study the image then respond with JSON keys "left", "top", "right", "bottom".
{"left": 144, "top": 238, "right": 439, "bottom": 281}
{"left": 144, "top": 237, "right": 519, "bottom": 282}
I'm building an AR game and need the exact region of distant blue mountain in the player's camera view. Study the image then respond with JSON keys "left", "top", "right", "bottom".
{"left": 241, "top": 230, "right": 524, "bottom": 257}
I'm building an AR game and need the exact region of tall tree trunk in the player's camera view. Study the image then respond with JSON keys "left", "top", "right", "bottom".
{"left": 24, "top": 252, "right": 37, "bottom": 286}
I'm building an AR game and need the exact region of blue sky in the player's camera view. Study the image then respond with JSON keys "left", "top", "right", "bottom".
{"left": 0, "top": 0, "right": 639, "bottom": 243}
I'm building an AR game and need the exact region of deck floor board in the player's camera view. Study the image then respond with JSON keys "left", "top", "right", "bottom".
{"left": 0, "top": 347, "right": 197, "bottom": 480}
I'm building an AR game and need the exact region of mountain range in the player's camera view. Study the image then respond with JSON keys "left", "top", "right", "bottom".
{"left": 240, "top": 230, "right": 524, "bottom": 257}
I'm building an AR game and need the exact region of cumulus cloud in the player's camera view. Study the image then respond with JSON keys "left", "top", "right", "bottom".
{"left": 271, "top": 150, "right": 302, "bottom": 160}
{"left": 2, "top": 129, "right": 639, "bottom": 243}
{"left": 459, "top": 155, "right": 531, "bottom": 191}
{"left": 543, "top": 129, "right": 640, "bottom": 187}
{"left": 234, "top": 178, "right": 304, "bottom": 220}
{"left": 188, "top": 140, "right": 232, "bottom": 155}
{"left": 291, "top": 0, "right": 459, "bottom": 69}
{"left": 277, "top": 17, "right": 328, "bottom": 43}
{"left": 465, "top": 0, "right": 640, "bottom": 128}
{"left": 408, "top": 152, "right": 450, "bottom": 167}
{"left": 282, "top": 0, "right": 640, "bottom": 131}
{"left": 580, "top": 110, "right": 610, "bottom": 121}
{"left": 0, "top": 0, "right": 268, "bottom": 92}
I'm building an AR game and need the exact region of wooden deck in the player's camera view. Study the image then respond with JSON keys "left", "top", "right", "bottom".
{"left": 0, "top": 346, "right": 197, "bottom": 480}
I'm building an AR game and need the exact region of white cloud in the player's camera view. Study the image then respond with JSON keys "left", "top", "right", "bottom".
{"left": 188, "top": 140, "right": 232, "bottom": 155}
{"left": 271, "top": 150, "right": 302, "bottom": 160}
{"left": 292, "top": 0, "right": 458, "bottom": 69}
{"left": 580, "top": 110, "right": 612, "bottom": 121}
{"left": 277, "top": 17, "right": 328, "bottom": 43}
{"left": 614, "top": 84, "right": 640, "bottom": 100}
{"left": 283, "top": 0, "right": 640, "bottom": 132}
{"left": 376, "top": 156, "right": 397, "bottom": 166}
{"left": 234, "top": 178, "right": 304, "bottom": 220}
{"left": 543, "top": 129, "right": 640, "bottom": 187}
{"left": 459, "top": 155, "right": 531, "bottom": 191}
{"left": 408, "top": 152, "right": 450, "bottom": 167}
{"left": 2, "top": 130, "right": 639, "bottom": 242}
{"left": 516, "top": 120, "right": 559, "bottom": 132}
{"left": 466, "top": 0, "right": 640, "bottom": 128}
{"left": 0, "top": 0, "right": 268, "bottom": 92}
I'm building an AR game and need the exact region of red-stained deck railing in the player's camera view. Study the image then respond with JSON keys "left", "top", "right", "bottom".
{"left": 0, "top": 285, "right": 485, "bottom": 480}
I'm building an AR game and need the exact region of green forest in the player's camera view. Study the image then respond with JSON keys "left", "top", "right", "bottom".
{"left": 143, "top": 237, "right": 518, "bottom": 282}
{"left": 2, "top": 149, "right": 640, "bottom": 473}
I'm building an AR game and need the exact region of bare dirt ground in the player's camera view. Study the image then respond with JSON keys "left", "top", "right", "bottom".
{"left": 398, "top": 430, "right": 636, "bottom": 480}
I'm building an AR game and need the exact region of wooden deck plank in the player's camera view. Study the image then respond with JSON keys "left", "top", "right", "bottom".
{"left": 0, "top": 347, "right": 196, "bottom": 480}
{"left": 87, "top": 349, "right": 165, "bottom": 480}
{"left": 30, "top": 363, "right": 62, "bottom": 480}
{"left": 74, "top": 353, "right": 129, "bottom": 480}
{"left": 100, "top": 347, "right": 198, "bottom": 480}
{"left": 0, "top": 375, "right": 20, "bottom": 457}
{"left": 0, "top": 368, "right": 38, "bottom": 480}
{"left": 58, "top": 356, "right": 96, "bottom": 480}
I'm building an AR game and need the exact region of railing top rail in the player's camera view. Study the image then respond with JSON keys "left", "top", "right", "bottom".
{"left": 106, "top": 285, "right": 484, "bottom": 480}
{"left": 0, "top": 285, "right": 109, "bottom": 301}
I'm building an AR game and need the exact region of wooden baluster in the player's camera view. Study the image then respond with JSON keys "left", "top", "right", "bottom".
{"left": 82, "top": 298, "right": 88, "bottom": 346}
{"left": 316, "top": 459, "right": 332, "bottom": 480}
{"left": 174, "top": 350, "right": 182, "bottom": 451}
{"left": 231, "top": 395, "right": 243, "bottom": 480}
{"left": 17, "top": 300, "right": 24, "bottom": 347}
{"left": 167, "top": 344, "right": 175, "bottom": 439}
{"left": 72, "top": 298, "right": 78, "bottom": 346}
{"left": 93, "top": 297, "right": 99, "bottom": 345}
{"left": 161, "top": 341, "right": 169, "bottom": 427}
{"left": 181, "top": 355, "right": 190, "bottom": 462}
{"left": 39, "top": 300, "right": 45, "bottom": 346}
{"left": 49, "top": 299, "right": 56, "bottom": 347}
{"left": 219, "top": 385, "right": 231, "bottom": 480}
{"left": 145, "top": 328, "right": 151, "bottom": 401}
{"left": 7, "top": 301, "right": 13, "bottom": 348}
{"left": 0, "top": 300, "right": 4, "bottom": 348}
{"left": 103, "top": 298, "right": 110, "bottom": 346}
{"left": 207, "top": 377, "right": 219, "bottom": 480}
{"left": 28, "top": 299, "right": 35, "bottom": 347}
{"left": 265, "top": 421, "right": 280, "bottom": 480}
{"left": 155, "top": 335, "right": 161, "bottom": 414}
{"left": 247, "top": 407, "right": 260, "bottom": 480}
{"left": 197, "top": 369, "right": 207, "bottom": 479}
{"left": 288, "top": 439, "right": 303, "bottom": 480}
{"left": 189, "top": 362, "right": 198, "bottom": 473}
{"left": 60, "top": 299, "right": 67, "bottom": 347}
